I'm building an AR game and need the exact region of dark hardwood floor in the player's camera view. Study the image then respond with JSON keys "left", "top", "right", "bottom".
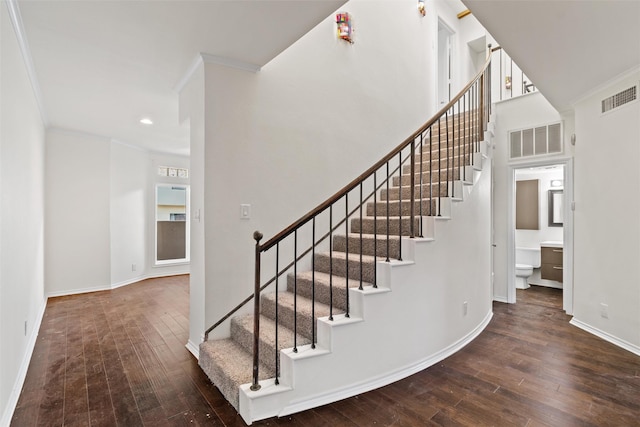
{"left": 12, "top": 278, "right": 640, "bottom": 426}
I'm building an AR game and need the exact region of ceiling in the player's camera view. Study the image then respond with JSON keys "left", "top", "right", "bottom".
{"left": 462, "top": 0, "right": 640, "bottom": 113}
{"left": 16, "top": 0, "right": 346, "bottom": 156}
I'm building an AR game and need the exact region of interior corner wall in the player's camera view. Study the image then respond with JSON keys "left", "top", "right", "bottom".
{"left": 491, "top": 92, "right": 562, "bottom": 301}
{"left": 200, "top": 0, "right": 485, "bottom": 335}
{"left": 572, "top": 70, "right": 640, "bottom": 349}
{"left": 1, "top": 2, "right": 46, "bottom": 422}
{"left": 110, "top": 142, "right": 148, "bottom": 287}
{"left": 45, "top": 130, "right": 111, "bottom": 296}
{"left": 179, "top": 63, "right": 205, "bottom": 348}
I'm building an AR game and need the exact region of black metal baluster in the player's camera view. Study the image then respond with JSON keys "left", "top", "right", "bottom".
{"left": 419, "top": 133, "right": 424, "bottom": 237}
{"left": 385, "top": 162, "right": 390, "bottom": 262}
{"left": 275, "top": 243, "right": 279, "bottom": 385}
{"left": 373, "top": 172, "right": 378, "bottom": 288}
{"left": 311, "top": 218, "right": 316, "bottom": 349}
{"left": 446, "top": 110, "right": 451, "bottom": 199}
{"left": 293, "top": 229, "right": 298, "bottom": 353}
{"left": 410, "top": 136, "right": 415, "bottom": 239}
{"left": 429, "top": 127, "right": 433, "bottom": 216}
{"left": 345, "top": 194, "right": 350, "bottom": 318}
{"left": 359, "top": 183, "right": 363, "bottom": 290}
{"left": 250, "top": 231, "right": 263, "bottom": 392}
{"left": 329, "top": 205, "right": 334, "bottom": 321}
{"left": 463, "top": 93, "right": 467, "bottom": 181}
{"left": 457, "top": 99, "right": 461, "bottom": 183}
{"left": 397, "top": 152, "right": 403, "bottom": 261}
{"left": 437, "top": 118, "right": 442, "bottom": 217}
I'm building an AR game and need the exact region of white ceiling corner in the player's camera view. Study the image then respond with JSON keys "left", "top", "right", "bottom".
{"left": 16, "top": 0, "right": 346, "bottom": 156}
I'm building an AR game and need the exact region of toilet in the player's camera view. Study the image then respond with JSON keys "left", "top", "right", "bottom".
{"left": 515, "top": 247, "right": 541, "bottom": 289}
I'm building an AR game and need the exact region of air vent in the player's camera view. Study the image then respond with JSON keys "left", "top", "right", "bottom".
{"left": 509, "top": 122, "right": 562, "bottom": 160}
{"left": 601, "top": 85, "right": 637, "bottom": 113}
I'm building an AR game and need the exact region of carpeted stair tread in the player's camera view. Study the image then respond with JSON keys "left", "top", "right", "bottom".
{"left": 199, "top": 338, "right": 274, "bottom": 411}
{"left": 333, "top": 233, "right": 401, "bottom": 258}
{"left": 350, "top": 216, "right": 421, "bottom": 236}
{"left": 288, "top": 269, "right": 374, "bottom": 310}
{"left": 261, "top": 291, "right": 332, "bottom": 340}
{"left": 314, "top": 251, "right": 380, "bottom": 283}
{"left": 231, "top": 313, "right": 309, "bottom": 372}
{"left": 366, "top": 199, "right": 437, "bottom": 218}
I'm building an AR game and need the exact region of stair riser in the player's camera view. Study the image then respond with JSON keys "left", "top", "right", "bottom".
{"left": 350, "top": 217, "right": 420, "bottom": 237}
{"left": 392, "top": 169, "right": 462, "bottom": 186}
{"left": 380, "top": 183, "right": 448, "bottom": 201}
{"left": 402, "top": 156, "right": 471, "bottom": 175}
{"left": 287, "top": 274, "right": 349, "bottom": 312}
{"left": 314, "top": 253, "right": 377, "bottom": 283}
{"left": 332, "top": 234, "right": 401, "bottom": 259}
{"left": 366, "top": 199, "right": 437, "bottom": 218}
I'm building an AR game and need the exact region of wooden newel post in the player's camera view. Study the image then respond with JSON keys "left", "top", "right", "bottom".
{"left": 250, "top": 231, "right": 263, "bottom": 392}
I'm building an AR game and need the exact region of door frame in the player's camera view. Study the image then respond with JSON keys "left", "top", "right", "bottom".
{"left": 507, "top": 157, "right": 574, "bottom": 314}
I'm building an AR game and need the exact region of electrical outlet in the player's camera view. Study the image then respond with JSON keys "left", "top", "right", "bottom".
{"left": 132, "top": 264, "right": 137, "bottom": 272}
{"left": 600, "top": 303, "right": 609, "bottom": 319}
{"left": 463, "top": 301, "right": 468, "bottom": 316}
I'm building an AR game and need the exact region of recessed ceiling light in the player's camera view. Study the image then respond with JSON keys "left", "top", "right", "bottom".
{"left": 140, "top": 117, "right": 153, "bottom": 125}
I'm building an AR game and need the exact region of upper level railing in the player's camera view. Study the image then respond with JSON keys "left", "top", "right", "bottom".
{"left": 491, "top": 46, "right": 537, "bottom": 101}
{"left": 204, "top": 47, "right": 493, "bottom": 392}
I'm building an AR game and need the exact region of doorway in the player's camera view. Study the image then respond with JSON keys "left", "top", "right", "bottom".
{"left": 508, "top": 159, "right": 573, "bottom": 313}
{"left": 437, "top": 19, "right": 454, "bottom": 108}
{"left": 155, "top": 184, "right": 190, "bottom": 265}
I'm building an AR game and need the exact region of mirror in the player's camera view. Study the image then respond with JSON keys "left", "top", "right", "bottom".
{"left": 548, "top": 189, "right": 563, "bottom": 227}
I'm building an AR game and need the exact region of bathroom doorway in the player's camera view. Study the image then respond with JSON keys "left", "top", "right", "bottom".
{"left": 508, "top": 159, "right": 574, "bottom": 314}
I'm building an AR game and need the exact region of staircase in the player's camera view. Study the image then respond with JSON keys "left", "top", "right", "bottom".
{"left": 199, "top": 57, "right": 493, "bottom": 424}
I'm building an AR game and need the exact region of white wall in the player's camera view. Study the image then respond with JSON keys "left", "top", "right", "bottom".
{"left": 46, "top": 132, "right": 190, "bottom": 296}
{"left": 515, "top": 167, "right": 563, "bottom": 248}
{"left": 45, "top": 130, "right": 112, "bottom": 295}
{"left": 491, "top": 92, "right": 565, "bottom": 302}
{"left": 1, "top": 2, "right": 46, "bottom": 423}
{"left": 182, "top": 0, "right": 490, "bottom": 340}
{"left": 110, "top": 142, "right": 148, "bottom": 287}
{"left": 179, "top": 64, "right": 205, "bottom": 353}
{"left": 572, "top": 70, "right": 640, "bottom": 351}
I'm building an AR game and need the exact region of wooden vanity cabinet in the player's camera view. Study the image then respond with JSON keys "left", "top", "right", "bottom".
{"left": 541, "top": 246, "right": 563, "bottom": 282}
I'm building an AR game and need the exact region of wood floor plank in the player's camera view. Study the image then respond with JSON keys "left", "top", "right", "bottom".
{"left": 12, "top": 279, "right": 640, "bottom": 427}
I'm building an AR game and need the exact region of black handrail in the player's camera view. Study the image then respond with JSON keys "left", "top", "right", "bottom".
{"left": 205, "top": 46, "right": 493, "bottom": 393}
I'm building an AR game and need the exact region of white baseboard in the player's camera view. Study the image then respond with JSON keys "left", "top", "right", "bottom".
{"left": 1, "top": 296, "right": 47, "bottom": 427}
{"left": 570, "top": 318, "right": 640, "bottom": 357}
{"left": 46, "top": 270, "right": 190, "bottom": 299}
{"left": 185, "top": 340, "right": 200, "bottom": 360}
{"left": 493, "top": 295, "right": 509, "bottom": 303}
{"left": 278, "top": 310, "right": 494, "bottom": 419}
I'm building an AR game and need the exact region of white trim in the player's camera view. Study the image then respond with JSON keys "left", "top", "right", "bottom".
{"left": 570, "top": 318, "right": 640, "bottom": 357}
{"left": 201, "top": 53, "right": 261, "bottom": 73}
{"left": 493, "top": 296, "right": 509, "bottom": 303}
{"left": 507, "top": 157, "right": 574, "bottom": 312}
{"left": 1, "top": 296, "right": 47, "bottom": 427}
{"left": 5, "top": 0, "right": 49, "bottom": 127}
{"left": 174, "top": 53, "right": 261, "bottom": 94}
{"left": 570, "top": 65, "right": 640, "bottom": 108}
{"left": 46, "top": 271, "right": 189, "bottom": 298}
{"left": 174, "top": 54, "right": 204, "bottom": 94}
{"left": 277, "top": 311, "right": 493, "bottom": 419}
{"left": 185, "top": 339, "right": 201, "bottom": 360}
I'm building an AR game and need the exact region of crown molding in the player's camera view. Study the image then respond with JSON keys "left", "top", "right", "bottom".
{"left": 174, "top": 53, "right": 261, "bottom": 94}
{"left": 5, "top": 0, "right": 49, "bottom": 127}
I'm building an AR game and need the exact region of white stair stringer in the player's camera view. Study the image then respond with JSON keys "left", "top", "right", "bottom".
{"left": 235, "top": 135, "right": 494, "bottom": 424}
